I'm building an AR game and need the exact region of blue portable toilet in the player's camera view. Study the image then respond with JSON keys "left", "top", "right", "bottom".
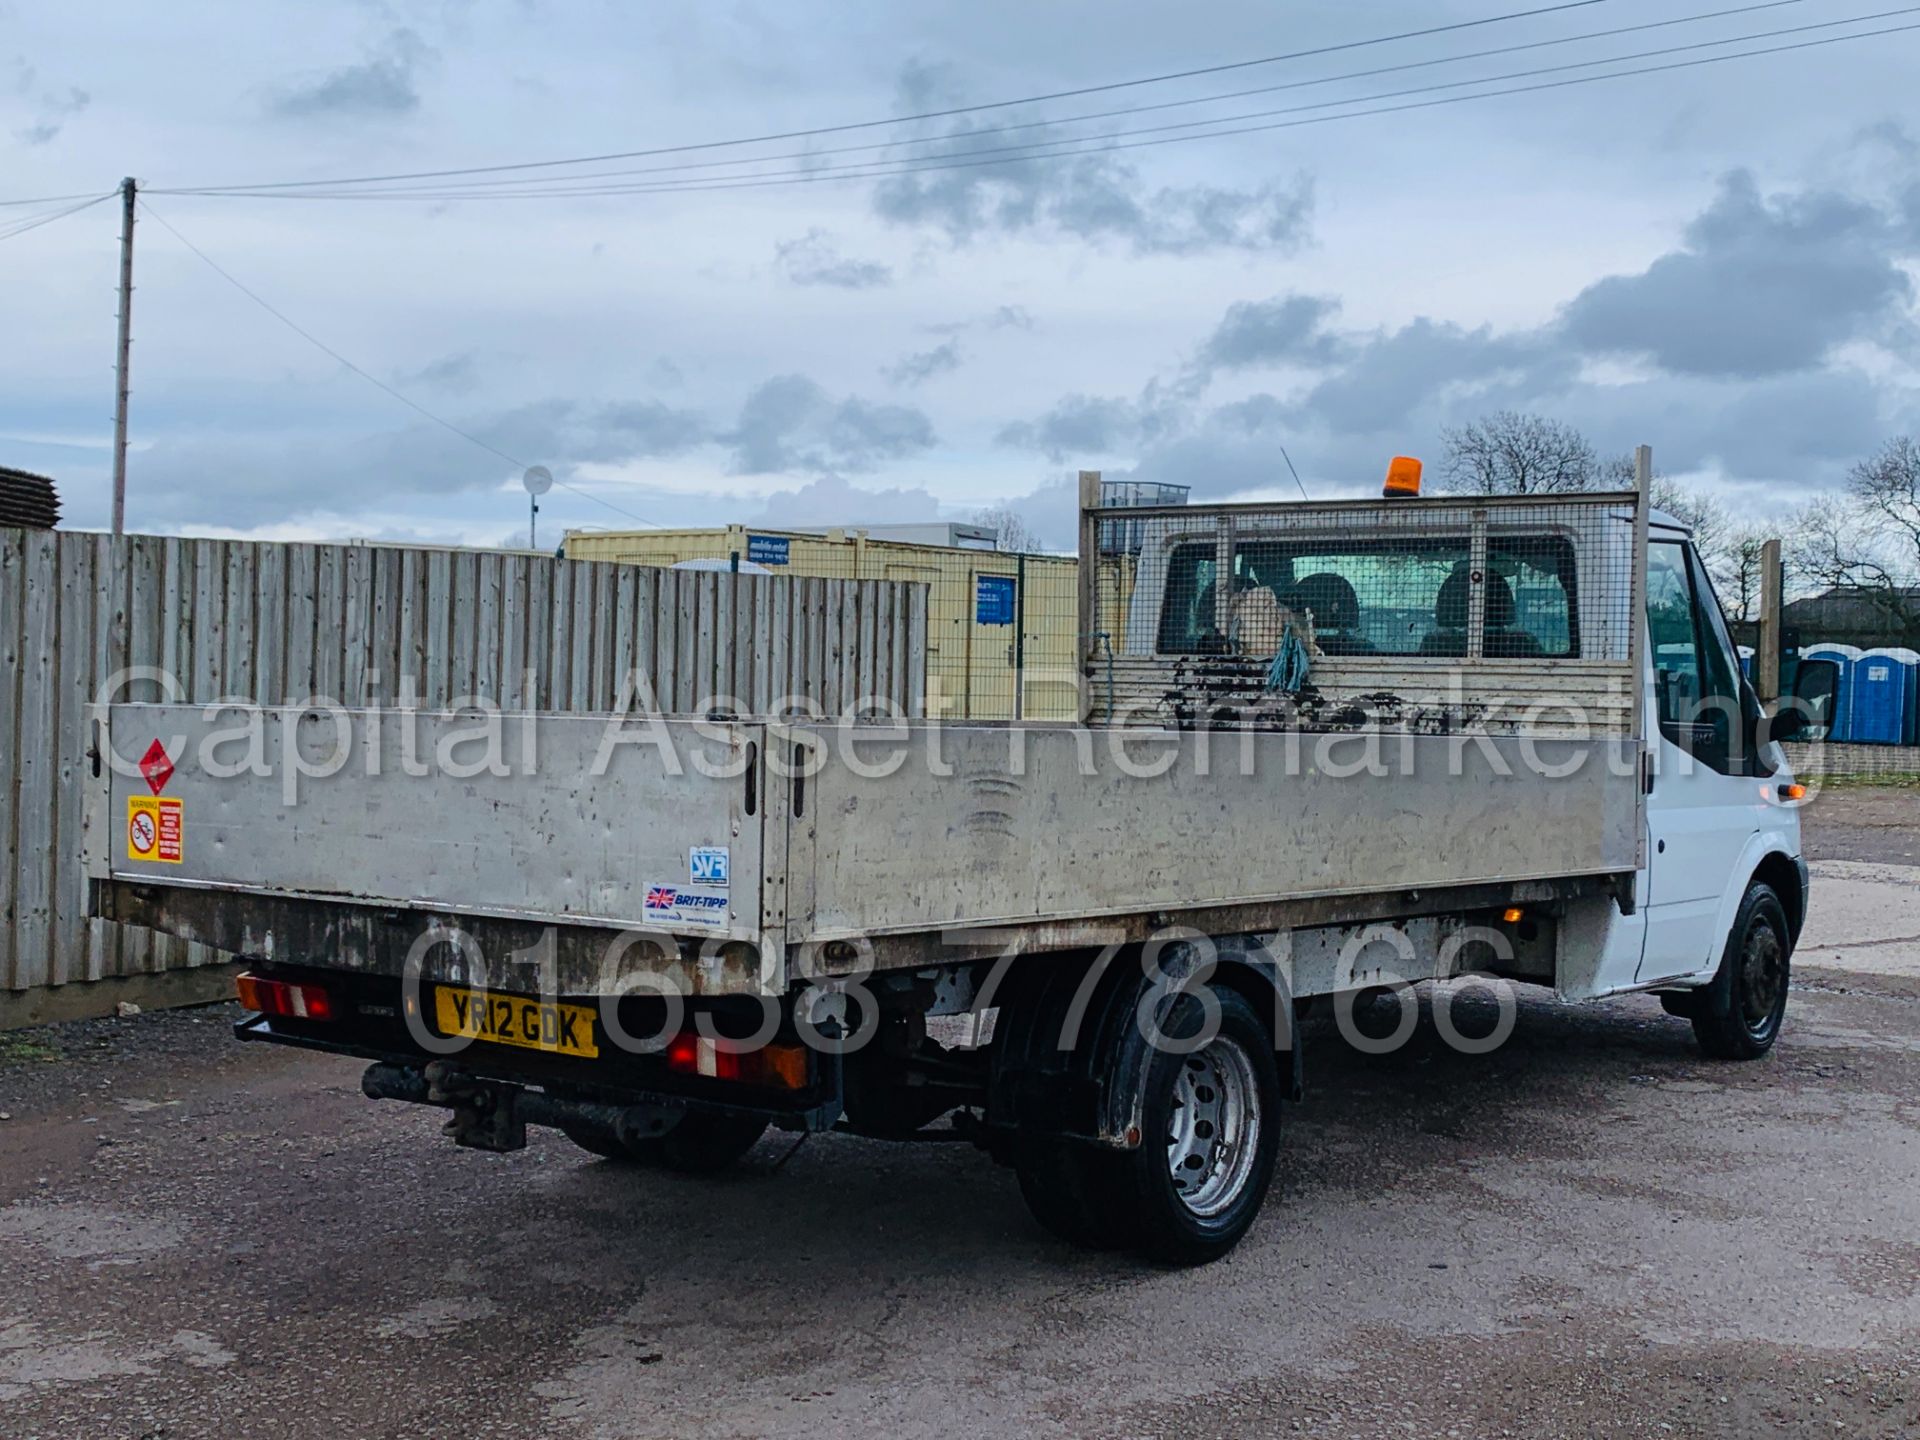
{"left": 1803, "top": 643, "right": 1862, "bottom": 741}
{"left": 1854, "top": 648, "right": 1920, "bottom": 745}
{"left": 1738, "top": 645, "right": 1755, "bottom": 681}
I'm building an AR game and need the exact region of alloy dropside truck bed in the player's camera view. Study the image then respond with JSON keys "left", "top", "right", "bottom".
{"left": 85, "top": 705, "right": 1643, "bottom": 995}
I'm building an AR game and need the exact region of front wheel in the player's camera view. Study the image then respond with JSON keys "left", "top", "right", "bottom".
{"left": 1691, "top": 882, "right": 1791, "bottom": 1060}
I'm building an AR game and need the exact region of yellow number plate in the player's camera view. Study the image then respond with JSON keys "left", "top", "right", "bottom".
{"left": 433, "top": 988, "right": 599, "bottom": 1059}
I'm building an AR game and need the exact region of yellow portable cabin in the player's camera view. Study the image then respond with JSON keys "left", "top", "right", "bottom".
{"left": 562, "top": 524, "right": 1086, "bottom": 720}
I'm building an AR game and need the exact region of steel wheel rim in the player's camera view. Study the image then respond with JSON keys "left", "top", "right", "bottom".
{"left": 1165, "top": 1034, "right": 1261, "bottom": 1218}
{"left": 1740, "top": 918, "right": 1785, "bottom": 1033}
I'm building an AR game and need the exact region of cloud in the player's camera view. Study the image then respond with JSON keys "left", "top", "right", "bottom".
{"left": 1561, "top": 169, "right": 1916, "bottom": 378}
{"left": 111, "top": 388, "right": 715, "bottom": 532}
{"left": 98, "top": 368, "right": 937, "bottom": 532}
{"left": 268, "top": 29, "right": 432, "bottom": 120}
{"left": 984, "top": 142, "right": 1920, "bottom": 519}
{"left": 723, "top": 375, "right": 935, "bottom": 474}
{"left": 395, "top": 352, "right": 479, "bottom": 395}
{"left": 1304, "top": 319, "right": 1563, "bottom": 435}
{"left": 995, "top": 384, "right": 1187, "bottom": 463}
{"left": 927, "top": 305, "right": 1037, "bottom": 339}
{"left": 577, "top": 398, "right": 709, "bottom": 461}
{"left": 1193, "top": 294, "right": 1343, "bottom": 375}
{"left": 876, "top": 147, "right": 1314, "bottom": 255}
{"left": 867, "top": 85, "right": 1314, "bottom": 255}
{"left": 9, "top": 66, "right": 88, "bottom": 146}
{"left": 773, "top": 229, "right": 893, "bottom": 289}
{"left": 752, "top": 473, "right": 948, "bottom": 528}
{"left": 882, "top": 338, "right": 963, "bottom": 387}
{"left": 1005, "top": 157, "right": 1920, "bottom": 514}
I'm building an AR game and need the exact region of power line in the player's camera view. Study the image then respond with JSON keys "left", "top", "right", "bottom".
{"left": 0, "top": 192, "right": 113, "bottom": 242}
{"left": 161, "top": 0, "right": 1797, "bottom": 201}
{"left": 156, "top": 0, "right": 1809, "bottom": 200}
{"left": 0, "top": 189, "right": 113, "bottom": 209}
{"left": 169, "top": 15, "right": 1920, "bottom": 204}
{"left": 135, "top": 199, "right": 661, "bottom": 530}
{"left": 154, "top": 1, "right": 1615, "bottom": 194}
{"left": 275, "top": 8, "right": 1920, "bottom": 200}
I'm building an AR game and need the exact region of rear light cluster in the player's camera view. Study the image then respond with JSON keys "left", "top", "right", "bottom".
{"left": 664, "top": 1032, "right": 808, "bottom": 1090}
{"left": 236, "top": 972, "right": 334, "bottom": 1022}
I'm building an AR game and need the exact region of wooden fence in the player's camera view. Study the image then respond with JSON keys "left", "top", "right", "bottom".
{"left": 0, "top": 528, "right": 926, "bottom": 997}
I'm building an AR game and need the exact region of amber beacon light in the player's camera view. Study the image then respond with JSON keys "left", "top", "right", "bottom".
{"left": 1384, "top": 456, "right": 1423, "bottom": 498}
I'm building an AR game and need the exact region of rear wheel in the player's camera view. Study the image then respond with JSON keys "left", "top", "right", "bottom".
{"left": 1014, "top": 1142, "right": 1140, "bottom": 1251}
{"left": 1691, "top": 882, "right": 1791, "bottom": 1060}
{"left": 562, "top": 1113, "right": 768, "bottom": 1172}
{"left": 1126, "top": 990, "right": 1281, "bottom": 1265}
{"left": 1012, "top": 987, "right": 1281, "bottom": 1265}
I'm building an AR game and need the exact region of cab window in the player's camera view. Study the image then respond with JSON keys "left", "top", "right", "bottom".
{"left": 1646, "top": 542, "right": 1703, "bottom": 722}
{"left": 1646, "top": 539, "right": 1749, "bottom": 774}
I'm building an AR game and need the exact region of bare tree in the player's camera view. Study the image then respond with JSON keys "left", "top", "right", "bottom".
{"left": 1439, "top": 411, "right": 1599, "bottom": 494}
{"left": 1647, "top": 475, "right": 1728, "bottom": 561}
{"left": 974, "top": 504, "right": 1038, "bottom": 554}
{"left": 1615, "top": 460, "right": 1768, "bottom": 613}
{"left": 1442, "top": 415, "right": 1781, "bottom": 617}
{"left": 1792, "top": 438, "right": 1920, "bottom": 641}
{"left": 1717, "top": 527, "right": 1772, "bottom": 622}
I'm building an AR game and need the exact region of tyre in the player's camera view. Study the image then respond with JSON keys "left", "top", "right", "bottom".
{"left": 559, "top": 1120, "right": 630, "bottom": 1161}
{"left": 1014, "top": 1141, "right": 1141, "bottom": 1251}
{"left": 1124, "top": 988, "right": 1283, "bottom": 1265}
{"left": 633, "top": 1113, "right": 768, "bottom": 1173}
{"left": 1691, "top": 882, "right": 1791, "bottom": 1061}
{"left": 1008, "top": 980, "right": 1282, "bottom": 1265}
{"left": 562, "top": 1113, "right": 768, "bottom": 1172}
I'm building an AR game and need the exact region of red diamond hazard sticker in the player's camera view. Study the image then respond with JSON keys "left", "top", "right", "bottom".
{"left": 139, "top": 739, "right": 175, "bottom": 795}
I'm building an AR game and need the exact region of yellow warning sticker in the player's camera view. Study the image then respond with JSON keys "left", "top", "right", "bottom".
{"left": 127, "top": 795, "right": 184, "bottom": 864}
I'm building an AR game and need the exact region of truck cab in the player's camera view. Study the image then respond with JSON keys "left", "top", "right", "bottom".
{"left": 1628, "top": 508, "right": 1806, "bottom": 1053}
{"left": 1106, "top": 488, "right": 1805, "bottom": 1052}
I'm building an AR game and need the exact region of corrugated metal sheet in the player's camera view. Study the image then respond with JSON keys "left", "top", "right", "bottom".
{"left": 1, "top": 527, "right": 927, "bottom": 993}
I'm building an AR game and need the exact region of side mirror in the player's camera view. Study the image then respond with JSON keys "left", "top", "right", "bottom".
{"left": 1780, "top": 657, "right": 1839, "bottom": 744}
{"left": 1765, "top": 705, "right": 1810, "bottom": 743}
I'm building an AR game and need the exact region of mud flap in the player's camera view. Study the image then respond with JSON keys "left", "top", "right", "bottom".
{"left": 987, "top": 947, "right": 1303, "bottom": 1154}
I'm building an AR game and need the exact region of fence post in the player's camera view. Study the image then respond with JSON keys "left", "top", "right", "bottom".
{"left": 1076, "top": 470, "right": 1102, "bottom": 723}
{"left": 1757, "top": 537, "right": 1784, "bottom": 703}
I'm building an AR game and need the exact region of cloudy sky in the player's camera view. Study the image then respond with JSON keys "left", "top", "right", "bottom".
{"left": 4, "top": 0, "right": 1919, "bottom": 548}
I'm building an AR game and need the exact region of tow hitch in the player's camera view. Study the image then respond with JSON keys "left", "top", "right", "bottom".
{"left": 360, "top": 1061, "right": 686, "bottom": 1154}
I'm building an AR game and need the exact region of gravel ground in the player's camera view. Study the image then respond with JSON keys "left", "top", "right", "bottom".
{"left": 1, "top": 790, "right": 1916, "bottom": 1439}
{"left": 1799, "top": 785, "right": 1920, "bottom": 867}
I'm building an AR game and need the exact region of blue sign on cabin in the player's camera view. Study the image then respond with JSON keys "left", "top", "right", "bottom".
{"left": 975, "top": 574, "right": 1016, "bottom": 626}
{"left": 747, "top": 534, "right": 790, "bottom": 566}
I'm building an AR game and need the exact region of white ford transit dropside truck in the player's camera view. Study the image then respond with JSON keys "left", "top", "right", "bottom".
{"left": 85, "top": 453, "right": 1810, "bottom": 1263}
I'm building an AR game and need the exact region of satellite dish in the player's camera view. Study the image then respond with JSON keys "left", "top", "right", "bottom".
{"left": 522, "top": 465, "right": 554, "bottom": 496}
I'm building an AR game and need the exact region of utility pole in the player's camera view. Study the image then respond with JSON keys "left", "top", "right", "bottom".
{"left": 110, "top": 176, "right": 136, "bottom": 536}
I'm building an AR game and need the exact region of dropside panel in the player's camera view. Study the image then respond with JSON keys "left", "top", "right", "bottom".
{"left": 91, "top": 704, "right": 766, "bottom": 940}
{"left": 792, "top": 723, "right": 1641, "bottom": 942}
